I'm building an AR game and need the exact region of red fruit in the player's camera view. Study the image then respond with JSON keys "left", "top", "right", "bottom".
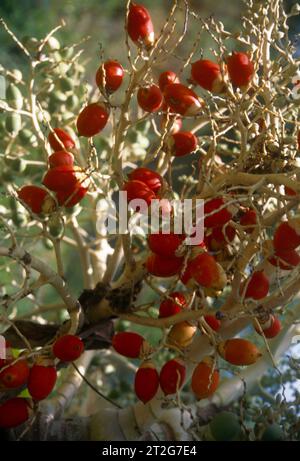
{"left": 48, "top": 128, "right": 75, "bottom": 152}
{"left": 240, "top": 209, "right": 257, "bottom": 233}
{"left": 227, "top": 52, "right": 254, "bottom": 88}
{"left": 191, "top": 59, "right": 224, "bottom": 93}
{"left": 158, "top": 71, "right": 180, "bottom": 91}
{"left": 127, "top": 3, "right": 154, "bottom": 47}
{"left": 43, "top": 166, "right": 87, "bottom": 192}
{"left": 148, "top": 232, "right": 185, "bottom": 258}
{"left": 49, "top": 150, "right": 74, "bottom": 169}
{"left": 254, "top": 315, "right": 281, "bottom": 339}
{"left": 268, "top": 248, "right": 300, "bottom": 270}
{"left": 112, "top": 332, "right": 150, "bottom": 359}
{"left": 128, "top": 167, "right": 162, "bottom": 193}
{"left": 146, "top": 252, "right": 184, "bottom": 277}
{"left": 159, "top": 292, "right": 187, "bottom": 318}
{"left": 28, "top": 364, "right": 57, "bottom": 401}
{"left": 191, "top": 357, "right": 220, "bottom": 399}
{"left": 204, "top": 315, "right": 221, "bottom": 332}
{"left": 0, "top": 359, "right": 29, "bottom": 389}
{"left": 284, "top": 186, "right": 297, "bottom": 196}
{"left": 181, "top": 252, "right": 219, "bottom": 287}
{"left": 137, "top": 85, "right": 163, "bottom": 112}
{"left": 168, "top": 131, "right": 198, "bottom": 157}
{"left": 95, "top": 60, "right": 124, "bottom": 93}
{"left": 159, "top": 358, "right": 186, "bottom": 395}
{"left": 244, "top": 271, "right": 269, "bottom": 300}
{"left": 163, "top": 83, "right": 204, "bottom": 116}
{"left": 77, "top": 103, "right": 109, "bottom": 137}
{"left": 218, "top": 338, "right": 262, "bottom": 366}
{"left": 210, "top": 225, "right": 236, "bottom": 245}
{"left": 56, "top": 184, "right": 88, "bottom": 207}
{"left": 18, "top": 185, "right": 56, "bottom": 214}
{"left": 273, "top": 220, "right": 300, "bottom": 252}
{"left": 123, "top": 180, "right": 156, "bottom": 208}
{"left": 0, "top": 398, "right": 30, "bottom": 428}
{"left": 53, "top": 335, "right": 84, "bottom": 362}
{"left": 204, "top": 197, "right": 235, "bottom": 228}
{"left": 134, "top": 361, "right": 159, "bottom": 404}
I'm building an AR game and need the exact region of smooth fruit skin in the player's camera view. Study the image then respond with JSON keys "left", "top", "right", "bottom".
{"left": 261, "top": 423, "right": 284, "bottom": 441}
{"left": 53, "top": 335, "right": 84, "bottom": 362}
{"left": 112, "top": 332, "right": 148, "bottom": 358}
{"left": 191, "top": 359, "right": 220, "bottom": 399}
{"left": 227, "top": 52, "right": 254, "bottom": 87}
{"left": 181, "top": 252, "right": 219, "bottom": 287}
{"left": 127, "top": 3, "right": 154, "bottom": 47}
{"left": 273, "top": 220, "right": 300, "bottom": 252}
{"left": 244, "top": 271, "right": 269, "bottom": 300}
{"left": 268, "top": 248, "right": 300, "bottom": 270}
{"left": 210, "top": 225, "right": 236, "bottom": 247}
{"left": 0, "top": 398, "right": 30, "bottom": 429}
{"left": 48, "top": 128, "right": 75, "bottom": 151}
{"left": 76, "top": 103, "right": 109, "bottom": 137}
{"left": 159, "top": 358, "right": 186, "bottom": 395}
{"left": 134, "top": 361, "right": 159, "bottom": 404}
{"left": 204, "top": 315, "right": 221, "bottom": 331}
{"left": 158, "top": 71, "right": 179, "bottom": 91}
{"left": 56, "top": 185, "right": 88, "bottom": 207}
{"left": 128, "top": 167, "right": 162, "bottom": 193}
{"left": 284, "top": 185, "right": 297, "bottom": 196}
{"left": 159, "top": 292, "right": 186, "bottom": 318}
{"left": 240, "top": 208, "right": 257, "bottom": 233}
{"left": 191, "top": 59, "right": 224, "bottom": 93}
{"left": 28, "top": 364, "right": 57, "bottom": 401}
{"left": 49, "top": 150, "right": 74, "bottom": 169}
{"left": 18, "top": 185, "right": 56, "bottom": 214}
{"left": 218, "top": 338, "right": 262, "bottom": 366}
{"left": 0, "top": 359, "right": 29, "bottom": 389}
{"left": 95, "top": 60, "right": 124, "bottom": 93}
{"left": 146, "top": 252, "right": 184, "bottom": 277}
{"left": 148, "top": 232, "right": 185, "bottom": 258}
{"left": 137, "top": 85, "right": 163, "bottom": 112}
{"left": 163, "top": 83, "right": 204, "bottom": 116}
{"left": 168, "top": 131, "right": 198, "bottom": 157}
{"left": 168, "top": 322, "right": 197, "bottom": 348}
{"left": 123, "top": 180, "right": 156, "bottom": 207}
{"left": 254, "top": 315, "right": 281, "bottom": 339}
{"left": 210, "top": 411, "right": 241, "bottom": 441}
{"left": 204, "top": 197, "right": 234, "bottom": 228}
{"left": 43, "top": 166, "right": 82, "bottom": 192}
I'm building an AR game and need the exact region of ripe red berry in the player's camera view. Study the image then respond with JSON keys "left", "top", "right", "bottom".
{"left": 268, "top": 248, "right": 300, "bottom": 270}
{"left": 28, "top": 364, "right": 57, "bottom": 401}
{"left": 18, "top": 185, "right": 56, "bottom": 214}
{"left": 137, "top": 85, "right": 163, "bottom": 112}
{"left": 191, "top": 59, "right": 224, "bottom": 93}
{"left": 227, "top": 52, "right": 254, "bottom": 88}
{"left": 159, "top": 292, "right": 187, "bottom": 318}
{"left": 181, "top": 252, "right": 219, "bottom": 287}
{"left": 273, "top": 220, "right": 300, "bottom": 252}
{"left": 0, "top": 359, "right": 29, "bottom": 389}
{"left": 159, "top": 358, "right": 186, "bottom": 395}
{"left": 254, "top": 315, "right": 281, "bottom": 339}
{"left": 163, "top": 83, "right": 204, "bottom": 116}
{"left": 210, "top": 225, "right": 236, "bottom": 247}
{"left": 158, "top": 71, "right": 180, "bottom": 91}
{"left": 43, "top": 166, "right": 88, "bottom": 193}
{"left": 0, "top": 398, "right": 30, "bottom": 428}
{"left": 240, "top": 208, "right": 257, "bottom": 233}
{"left": 49, "top": 150, "right": 74, "bottom": 169}
{"left": 112, "top": 332, "right": 150, "bottom": 359}
{"left": 148, "top": 232, "right": 185, "bottom": 258}
{"left": 244, "top": 270, "right": 269, "bottom": 300}
{"left": 56, "top": 184, "right": 88, "bottom": 208}
{"left": 191, "top": 357, "right": 220, "bottom": 399}
{"left": 123, "top": 180, "right": 156, "bottom": 208}
{"left": 48, "top": 128, "right": 75, "bottom": 152}
{"left": 218, "top": 338, "right": 262, "bottom": 366}
{"left": 168, "top": 131, "right": 198, "bottom": 157}
{"left": 134, "top": 361, "right": 159, "bottom": 404}
{"left": 127, "top": 3, "right": 154, "bottom": 47}
{"left": 204, "top": 197, "right": 235, "bottom": 228}
{"left": 168, "top": 322, "right": 197, "bottom": 348}
{"left": 204, "top": 315, "right": 221, "bottom": 331}
{"left": 284, "top": 186, "right": 297, "bottom": 196}
{"left": 53, "top": 335, "right": 84, "bottom": 362}
{"left": 128, "top": 167, "right": 162, "bottom": 193}
{"left": 95, "top": 60, "right": 124, "bottom": 93}
{"left": 146, "top": 252, "right": 184, "bottom": 277}
{"left": 77, "top": 103, "right": 109, "bottom": 137}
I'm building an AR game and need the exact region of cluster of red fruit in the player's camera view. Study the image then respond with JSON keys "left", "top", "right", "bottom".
{"left": 18, "top": 128, "right": 89, "bottom": 214}
{"left": 0, "top": 334, "right": 84, "bottom": 429}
